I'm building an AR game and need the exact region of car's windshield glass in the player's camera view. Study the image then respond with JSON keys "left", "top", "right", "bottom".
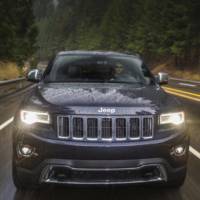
{"left": 44, "top": 54, "right": 154, "bottom": 85}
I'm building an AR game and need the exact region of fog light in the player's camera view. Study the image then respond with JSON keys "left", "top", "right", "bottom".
{"left": 171, "top": 145, "right": 186, "bottom": 157}
{"left": 21, "top": 145, "right": 33, "bottom": 155}
{"left": 17, "top": 144, "right": 37, "bottom": 158}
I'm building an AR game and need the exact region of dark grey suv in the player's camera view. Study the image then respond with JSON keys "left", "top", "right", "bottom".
{"left": 12, "top": 51, "right": 189, "bottom": 190}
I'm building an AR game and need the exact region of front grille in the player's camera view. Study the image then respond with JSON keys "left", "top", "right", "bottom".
{"left": 57, "top": 115, "right": 154, "bottom": 142}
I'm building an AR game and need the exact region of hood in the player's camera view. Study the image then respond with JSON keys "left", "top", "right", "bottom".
{"left": 26, "top": 83, "right": 181, "bottom": 115}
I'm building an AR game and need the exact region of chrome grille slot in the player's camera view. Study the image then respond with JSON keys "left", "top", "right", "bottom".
{"left": 116, "top": 118, "right": 126, "bottom": 139}
{"left": 87, "top": 118, "right": 98, "bottom": 139}
{"left": 130, "top": 118, "right": 140, "bottom": 139}
{"left": 143, "top": 117, "right": 153, "bottom": 138}
{"left": 57, "top": 115, "right": 154, "bottom": 141}
{"left": 57, "top": 116, "right": 69, "bottom": 138}
{"left": 73, "top": 118, "right": 84, "bottom": 139}
{"left": 102, "top": 118, "right": 112, "bottom": 139}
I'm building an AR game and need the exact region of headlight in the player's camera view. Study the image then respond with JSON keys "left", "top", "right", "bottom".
{"left": 20, "top": 110, "right": 50, "bottom": 125}
{"left": 160, "top": 112, "right": 185, "bottom": 125}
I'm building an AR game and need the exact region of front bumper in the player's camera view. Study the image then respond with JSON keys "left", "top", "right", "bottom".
{"left": 13, "top": 130, "right": 189, "bottom": 185}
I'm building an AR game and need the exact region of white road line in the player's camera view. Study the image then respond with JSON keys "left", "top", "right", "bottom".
{"left": 178, "top": 82, "right": 197, "bottom": 87}
{"left": 0, "top": 117, "right": 14, "bottom": 130}
{"left": 189, "top": 146, "right": 200, "bottom": 160}
{"left": 170, "top": 77, "right": 200, "bottom": 84}
{"left": 1, "top": 117, "right": 200, "bottom": 161}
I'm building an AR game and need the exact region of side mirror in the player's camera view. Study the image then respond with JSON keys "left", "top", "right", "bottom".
{"left": 27, "top": 69, "right": 42, "bottom": 82}
{"left": 156, "top": 72, "right": 169, "bottom": 85}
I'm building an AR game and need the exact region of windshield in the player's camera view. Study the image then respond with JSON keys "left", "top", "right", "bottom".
{"left": 44, "top": 55, "right": 154, "bottom": 85}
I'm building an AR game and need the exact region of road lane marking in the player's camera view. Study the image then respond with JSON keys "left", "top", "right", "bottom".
{"left": 0, "top": 117, "right": 14, "bottom": 130}
{"left": 163, "top": 87, "right": 200, "bottom": 98}
{"left": 178, "top": 83, "right": 196, "bottom": 87}
{"left": 170, "top": 78, "right": 200, "bottom": 84}
{"left": 189, "top": 146, "right": 200, "bottom": 160}
{"left": 164, "top": 89, "right": 200, "bottom": 102}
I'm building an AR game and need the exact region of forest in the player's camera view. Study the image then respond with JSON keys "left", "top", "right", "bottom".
{"left": 0, "top": 0, "right": 37, "bottom": 64}
{"left": 0, "top": 0, "right": 199, "bottom": 72}
{"left": 34, "top": 0, "right": 200, "bottom": 70}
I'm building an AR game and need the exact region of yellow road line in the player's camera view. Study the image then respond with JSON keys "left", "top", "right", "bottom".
{"left": 164, "top": 89, "right": 200, "bottom": 102}
{"left": 162, "top": 86, "right": 200, "bottom": 98}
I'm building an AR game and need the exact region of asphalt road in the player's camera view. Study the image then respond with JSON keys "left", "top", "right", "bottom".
{"left": 169, "top": 78, "right": 200, "bottom": 93}
{"left": 0, "top": 78, "right": 199, "bottom": 200}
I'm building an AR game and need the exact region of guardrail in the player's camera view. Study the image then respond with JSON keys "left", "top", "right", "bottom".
{"left": 0, "top": 78, "right": 32, "bottom": 98}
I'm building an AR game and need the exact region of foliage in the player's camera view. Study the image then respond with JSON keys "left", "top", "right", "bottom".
{"left": 0, "top": 0, "right": 37, "bottom": 64}
{"left": 34, "top": 0, "right": 200, "bottom": 68}
{"left": 0, "top": 62, "right": 20, "bottom": 80}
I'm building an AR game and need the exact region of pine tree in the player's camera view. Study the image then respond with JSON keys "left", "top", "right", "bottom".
{"left": 0, "top": 0, "right": 37, "bottom": 63}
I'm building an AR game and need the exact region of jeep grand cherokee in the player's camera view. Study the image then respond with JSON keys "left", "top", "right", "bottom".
{"left": 12, "top": 51, "right": 189, "bottom": 189}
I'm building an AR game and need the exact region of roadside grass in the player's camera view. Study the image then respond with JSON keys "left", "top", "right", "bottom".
{"left": 152, "top": 63, "right": 200, "bottom": 81}
{"left": 0, "top": 62, "right": 20, "bottom": 80}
